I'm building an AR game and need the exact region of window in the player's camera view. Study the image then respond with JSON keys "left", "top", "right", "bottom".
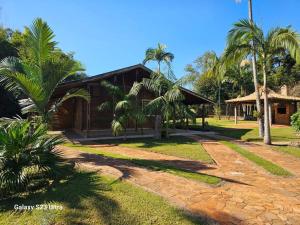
{"left": 277, "top": 103, "right": 286, "bottom": 114}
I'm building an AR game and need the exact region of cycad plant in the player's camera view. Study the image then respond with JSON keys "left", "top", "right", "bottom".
{"left": 98, "top": 80, "right": 142, "bottom": 136}
{"left": 0, "top": 18, "right": 90, "bottom": 122}
{"left": 0, "top": 118, "right": 64, "bottom": 196}
{"left": 142, "top": 72, "right": 185, "bottom": 138}
{"left": 226, "top": 19, "right": 300, "bottom": 144}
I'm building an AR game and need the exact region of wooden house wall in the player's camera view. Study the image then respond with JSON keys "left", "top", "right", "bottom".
{"left": 51, "top": 68, "right": 156, "bottom": 130}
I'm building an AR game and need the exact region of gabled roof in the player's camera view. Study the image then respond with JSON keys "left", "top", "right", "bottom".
{"left": 58, "top": 63, "right": 214, "bottom": 105}
{"left": 60, "top": 64, "right": 152, "bottom": 87}
{"left": 226, "top": 87, "right": 300, "bottom": 104}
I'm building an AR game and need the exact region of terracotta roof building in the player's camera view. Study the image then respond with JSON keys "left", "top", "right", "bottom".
{"left": 225, "top": 86, "right": 300, "bottom": 125}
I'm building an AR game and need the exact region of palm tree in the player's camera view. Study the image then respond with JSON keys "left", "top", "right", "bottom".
{"left": 142, "top": 72, "right": 185, "bottom": 138}
{"left": 248, "top": 0, "right": 264, "bottom": 138}
{"left": 143, "top": 43, "right": 175, "bottom": 138}
{"left": 0, "top": 18, "right": 90, "bottom": 122}
{"left": 143, "top": 43, "right": 174, "bottom": 79}
{"left": 226, "top": 19, "right": 300, "bottom": 144}
{"left": 234, "top": 0, "right": 264, "bottom": 137}
{"left": 98, "top": 80, "right": 142, "bottom": 137}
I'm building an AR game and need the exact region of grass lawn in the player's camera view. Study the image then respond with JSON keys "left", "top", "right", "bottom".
{"left": 63, "top": 143, "right": 221, "bottom": 185}
{"left": 272, "top": 145, "right": 300, "bottom": 159}
{"left": 194, "top": 118, "right": 299, "bottom": 142}
{"left": 221, "top": 141, "right": 292, "bottom": 177}
{"left": 0, "top": 170, "right": 201, "bottom": 225}
{"left": 96, "top": 136, "right": 214, "bottom": 163}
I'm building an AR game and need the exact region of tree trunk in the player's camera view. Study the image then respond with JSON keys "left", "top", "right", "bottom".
{"left": 166, "top": 116, "right": 169, "bottom": 138}
{"left": 218, "top": 84, "right": 221, "bottom": 108}
{"left": 263, "top": 63, "right": 271, "bottom": 145}
{"left": 248, "top": 0, "right": 264, "bottom": 138}
{"left": 202, "top": 104, "right": 205, "bottom": 128}
{"left": 173, "top": 105, "right": 176, "bottom": 128}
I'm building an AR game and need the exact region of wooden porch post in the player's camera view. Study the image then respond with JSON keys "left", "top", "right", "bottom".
{"left": 234, "top": 105, "right": 238, "bottom": 124}
{"left": 85, "top": 85, "right": 91, "bottom": 138}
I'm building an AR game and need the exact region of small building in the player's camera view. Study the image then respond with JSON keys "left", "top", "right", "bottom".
{"left": 225, "top": 86, "right": 300, "bottom": 125}
{"left": 51, "top": 64, "right": 213, "bottom": 137}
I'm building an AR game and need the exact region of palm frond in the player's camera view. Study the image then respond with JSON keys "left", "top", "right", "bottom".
{"left": 25, "top": 18, "right": 57, "bottom": 66}
{"left": 111, "top": 119, "right": 124, "bottom": 136}
{"left": 128, "top": 81, "right": 142, "bottom": 97}
{"left": 115, "top": 100, "right": 130, "bottom": 112}
{"left": 98, "top": 101, "right": 112, "bottom": 112}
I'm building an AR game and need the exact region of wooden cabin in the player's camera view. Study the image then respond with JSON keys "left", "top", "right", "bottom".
{"left": 51, "top": 64, "right": 213, "bottom": 137}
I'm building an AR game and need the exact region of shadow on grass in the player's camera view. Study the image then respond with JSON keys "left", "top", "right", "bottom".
{"left": 0, "top": 168, "right": 218, "bottom": 225}
{"left": 89, "top": 136, "right": 198, "bottom": 148}
{"left": 72, "top": 151, "right": 251, "bottom": 186}
{"left": 0, "top": 170, "right": 131, "bottom": 225}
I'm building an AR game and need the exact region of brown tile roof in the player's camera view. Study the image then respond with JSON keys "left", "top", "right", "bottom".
{"left": 226, "top": 87, "right": 300, "bottom": 103}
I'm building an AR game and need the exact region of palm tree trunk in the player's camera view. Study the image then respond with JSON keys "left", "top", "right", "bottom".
{"left": 218, "top": 84, "right": 221, "bottom": 108}
{"left": 262, "top": 62, "right": 271, "bottom": 144}
{"left": 166, "top": 115, "right": 169, "bottom": 138}
{"left": 248, "top": 0, "right": 264, "bottom": 138}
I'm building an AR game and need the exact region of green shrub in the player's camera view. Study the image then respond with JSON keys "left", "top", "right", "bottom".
{"left": 291, "top": 111, "right": 300, "bottom": 133}
{"left": 0, "top": 119, "right": 65, "bottom": 197}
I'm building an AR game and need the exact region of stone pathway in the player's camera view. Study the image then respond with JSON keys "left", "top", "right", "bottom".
{"left": 85, "top": 143, "right": 217, "bottom": 172}
{"left": 59, "top": 136, "right": 300, "bottom": 225}
{"left": 236, "top": 141, "right": 300, "bottom": 175}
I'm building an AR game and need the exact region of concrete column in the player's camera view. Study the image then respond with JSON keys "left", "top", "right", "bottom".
{"left": 234, "top": 105, "right": 238, "bottom": 124}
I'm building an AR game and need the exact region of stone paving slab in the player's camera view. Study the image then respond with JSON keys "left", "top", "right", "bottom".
{"left": 235, "top": 141, "right": 300, "bottom": 175}
{"left": 59, "top": 135, "right": 300, "bottom": 225}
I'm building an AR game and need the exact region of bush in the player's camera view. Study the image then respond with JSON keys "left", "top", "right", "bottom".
{"left": 291, "top": 111, "right": 300, "bottom": 133}
{"left": 0, "top": 119, "right": 66, "bottom": 197}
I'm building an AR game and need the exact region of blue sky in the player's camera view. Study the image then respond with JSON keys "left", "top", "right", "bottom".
{"left": 1, "top": 0, "right": 300, "bottom": 77}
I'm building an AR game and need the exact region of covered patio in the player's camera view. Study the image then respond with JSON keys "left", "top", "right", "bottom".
{"left": 226, "top": 87, "right": 300, "bottom": 125}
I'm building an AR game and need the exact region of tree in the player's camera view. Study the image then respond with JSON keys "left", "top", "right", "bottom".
{"left": 184, "top": 51, "right": 226, "bottom": 119}
{"left": 143, "top": 43, "right": 175, "bottom": 79}
{"left": 98, "top": 80, "right": 142, "bottom": 137}
{"left": 143, "top": 43, "right": 175, "bottom": 138}
{"left": 0, "top": 18, "right": 90, "bottom": 122}
{"left": 142, "top": 72, "right": 185, "bottom": 137}
{"left": 234, "top": 0, "right": 264, "bottom": 137}
{"left": 226, "top": 19, "right": 300, "bottom": 144}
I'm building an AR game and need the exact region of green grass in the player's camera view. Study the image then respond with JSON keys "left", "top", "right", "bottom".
{"left": 272, "top": 145, "right": 300, "bottom": 159}
{"left": 220, "top": 141, "right": 292, "bottom": 177}
{"left": 0, "top": 170, "right": 202, "bottom": 225}
{"left": 63, "top": 143, "right": 221, "bottom": 185}
{"left": 96, "top": 136, "right": 214, "bottom": 163}
{"left": 193, "top": 118, "right": 298, "bottom": 142}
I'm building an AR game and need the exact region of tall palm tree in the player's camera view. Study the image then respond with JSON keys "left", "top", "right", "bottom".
{"left": 226, "top": 19, "right": 300, "bottom": 144}
{"left": 143, "top": 43, "right": 175, "bottom": 138}
{"left": 143, "top": 43, "right": 174, "bottom": 78}
{"left": 248, "top": 0, "right": 264, "bottom": 138}
{"left": 98, "top": 80, "right": 142, "bottom": 137}
{"left": 234, "top": 0, "right": 263, "bottom": 137}
{"left": 142, "top": 72, "right": 184, "bottom": 138}
{"left": 0, "top": 18, "right": 90, "bottom": 122}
